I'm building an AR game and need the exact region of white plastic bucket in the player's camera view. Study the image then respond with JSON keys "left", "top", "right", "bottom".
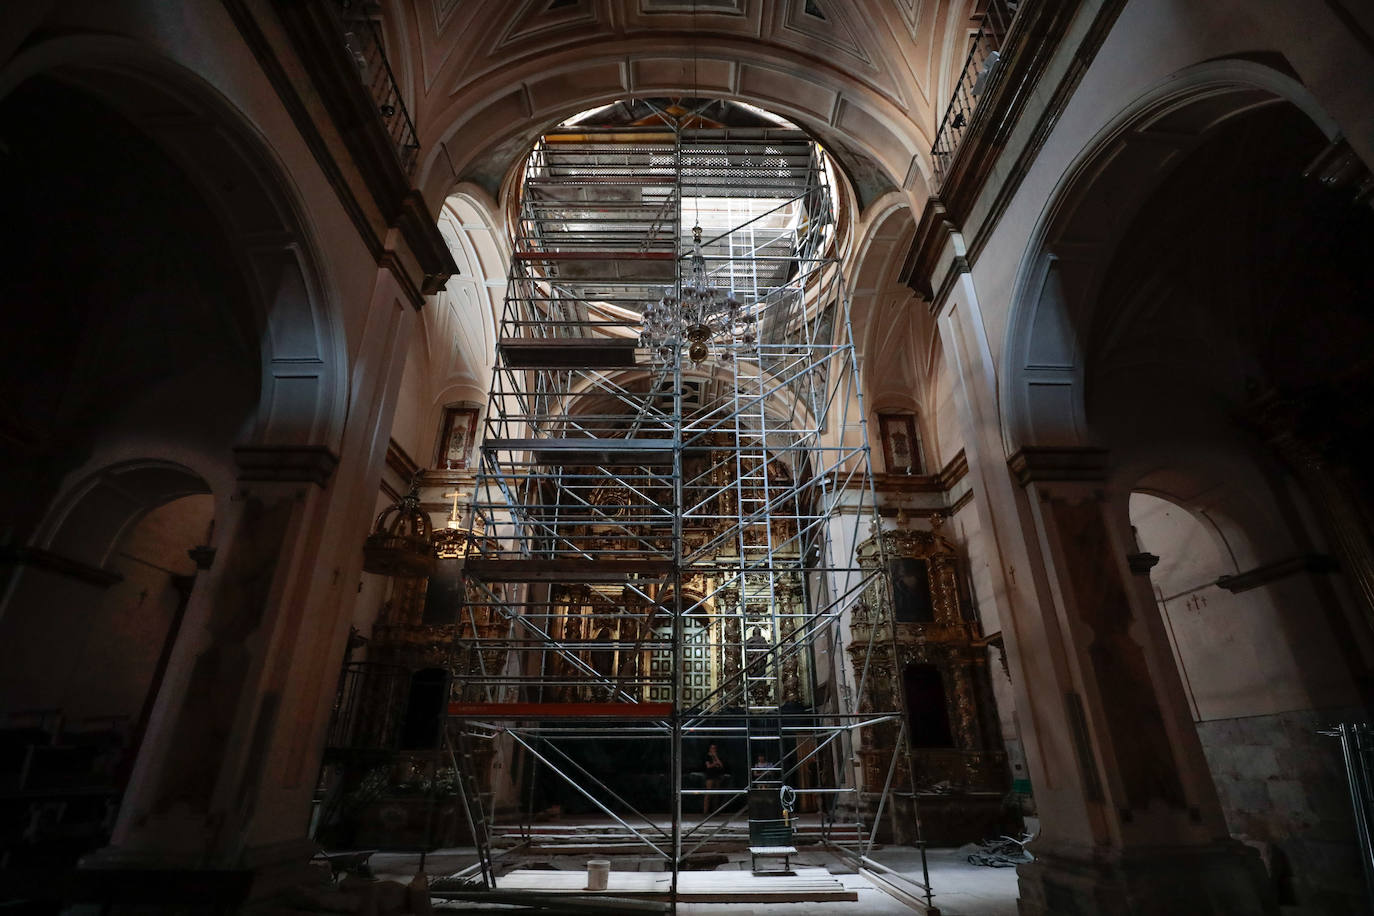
{"left": 586, "top": 858, "right": 610, "bottom": 891}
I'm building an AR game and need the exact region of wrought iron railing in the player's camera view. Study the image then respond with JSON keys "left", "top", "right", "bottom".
{"left": 930, "top": 0, "right": 1023, "bottom": 187}
{"left": 337, "top": 2, "right": 420, "bottom": 175}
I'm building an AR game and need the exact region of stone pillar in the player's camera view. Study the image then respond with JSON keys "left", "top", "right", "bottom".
{"left": 85, "top": 267, "right": 419, "bottom": 895}
{"left": 1009, "top": 448, "right": 1273, "bottom": 915}
{"left": 930, "top": 270, "right": 1273, "bottom": 915}
{"left": 90, "top": 451, "right": 339, "bottom": 880}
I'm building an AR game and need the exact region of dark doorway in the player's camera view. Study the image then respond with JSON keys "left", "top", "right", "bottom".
{"left": 904, "top": 664, "right": 954, "bottom": 748}
{"left": 400, "top": 668, "right": 447, "bottom": 749}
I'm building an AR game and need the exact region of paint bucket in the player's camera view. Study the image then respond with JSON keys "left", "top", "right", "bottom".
{"left": 586, "top": 858, "right": 610, "bottom": 891}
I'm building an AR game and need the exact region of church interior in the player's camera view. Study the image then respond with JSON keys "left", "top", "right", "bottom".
{"left": 1, "top": 1, "right": 1373, "bottom": 914}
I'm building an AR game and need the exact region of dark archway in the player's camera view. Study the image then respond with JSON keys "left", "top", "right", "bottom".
{"left": 0, "top": 462, "right": 213, "bottom": 870}
{"left": 1079, "top": 100, "right": 1374, "bottom": 915}
{"left": 0, "top": 77, "right": 258, "bottom": 555}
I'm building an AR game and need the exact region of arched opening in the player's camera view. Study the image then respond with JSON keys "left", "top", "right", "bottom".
{"left": 0, "top": 462, "right": 213, "bottom": 870}
{"left": 0, "top": 45, "right": 344, "bottom": 873}
{"left": 0, "top": 76, "right": 259, "bottom": 549}
{"left": 1126, "top": 487, "right": 1363, "bottom": 907}
{"left": 1005, "top": 73, "right": 1374, "bottom": 910}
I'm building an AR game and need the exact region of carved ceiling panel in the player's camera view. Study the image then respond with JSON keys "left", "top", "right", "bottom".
{"left": 404, "top": 0, "right": 937, "bottom": 118}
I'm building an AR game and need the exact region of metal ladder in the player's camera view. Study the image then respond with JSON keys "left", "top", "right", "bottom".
{"left": 730, "top": 308, "right": 792, "bottom": 847}
{"left": 444, "top": 721, "right": 494, "bottom": 888}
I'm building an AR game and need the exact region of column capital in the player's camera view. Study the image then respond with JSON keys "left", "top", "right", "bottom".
{"left": 1126, "top": 552, "right": 1160, "bottom": 575}
{"left": 1008, "top": 446, "right": 1109, "bottom": 486}
{"left": 233, "top": 445, "right": 340, "bottom": 488}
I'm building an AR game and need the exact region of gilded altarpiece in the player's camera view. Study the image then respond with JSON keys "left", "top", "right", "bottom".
{"left": 518, "top": 443, "right": 822, "bottom": 812}
{"left": 850, "top": 519, "right": 1010, "bottom": 843}
{"left": 322, "top": 522, "right": 506, "bottom": 848}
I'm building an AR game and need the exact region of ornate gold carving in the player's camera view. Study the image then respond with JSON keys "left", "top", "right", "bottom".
{"left": 848, "top": 522, "right": 1007, "bottom": 795}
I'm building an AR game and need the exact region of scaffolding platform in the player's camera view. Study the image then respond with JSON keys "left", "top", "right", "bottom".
{"left": 499, "top": 337, "right": 642, "bottom": 368}
{"left": 448, "top": 702, "right": 674, "bottom": 719}
{"left": 484, "top": 438, "right": 676, "bottom": 466}
{"left": 462, "top": 559, "right": 675, "bottom": 581}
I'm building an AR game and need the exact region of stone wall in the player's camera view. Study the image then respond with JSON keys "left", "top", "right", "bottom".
{"left": 1196, "top": 707, "right": 1365, "bottom": 915}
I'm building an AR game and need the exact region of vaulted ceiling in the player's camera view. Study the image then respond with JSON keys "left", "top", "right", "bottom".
{"left": 387, "top": 0, "right": 977, "bottom": 210}
{"left": 382, "top": 0, "right": 973, "bottom": 461}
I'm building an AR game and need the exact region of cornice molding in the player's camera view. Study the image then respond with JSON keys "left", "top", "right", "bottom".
{"left": 398, "top": 190, "right": 460, "bottom": 296}
{"left": 899, "top": 196, "right": 951, "bottom": 300}
{"left": 967, "top": 0, "right": 1129, "bottom": 266}
{"left": 1007, "top": 446, "right": 1108, "bottom": 486}
{"left": 938, "top": 449, "right": 969, "bottom": 490}
{"left": 222, "top": 0, "right": 457, "bottom": 309}
{"left": 0, "top": 546, "right": 123, "bottom": 588}
{"left": 938, "top": 0, "right": 1085, "bottom": 228}
{"left": 931, "top": 255, "right": 971, "bottom": 316}
{"left": 950, "top": 487, "right": 975, "bottom": 515}
{"left": 1216, "top": 554, "right": 1337, "bottom": 594}
{"left": 903, "top": 0, "right": 1128, "bottom": 298}
{"left": 871, "top": 448, "right": 968, "bottom": 494}
{"left": 272, "top": 0, "right": 411, "bottom": 213}
{"left": 234, "top": 445, "right": 340, "bottom": 487}
{"left": 221, "top": 0, "right": 383, "bottom": 260}
{"left": 385, "top": 438, "right": 421, "bottom": 482}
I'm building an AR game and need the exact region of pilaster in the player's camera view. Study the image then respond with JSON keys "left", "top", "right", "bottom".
{"left": 1010, "top": 447, "right": 1275, "bottom": 916}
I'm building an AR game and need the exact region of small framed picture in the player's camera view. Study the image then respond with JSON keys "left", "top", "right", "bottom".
{"left": 878, "top": 412, "right": 922, "bottom": 474}
{"left": 437, "top": 405, "right": 480, "bottom": 470}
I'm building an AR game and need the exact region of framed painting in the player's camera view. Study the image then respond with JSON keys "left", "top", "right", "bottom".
{"left": 878, "top": 412, "right": 922, "bottom": 474}
{"left": 889, "top": 556, "right": 935, "bottom": 624}
{"left": 436, "top": 405, "right": 479, "bottom": 470}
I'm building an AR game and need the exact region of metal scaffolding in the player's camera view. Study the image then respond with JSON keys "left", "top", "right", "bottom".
{"left": 447, "top": 101, "right": 922, "bottom": 905}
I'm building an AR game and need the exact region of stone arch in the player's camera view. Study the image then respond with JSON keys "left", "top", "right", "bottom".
{"left": 0, "top": 34, "right": 347, "bottom": 456}
{"left": 425, "top": 188, "right": 507, "bottom": 443}
{"left": 39, "top": 462, "right": 217, "bottom": 571}
{"left": 417, "top": 44, "right": 934, "bottom": 216}
{"left": 999, "top": 59, "right": 1340, "bottom": 455}
{"left": 850, "top": 192, "right": 921, "bottom": 408}
{"left": 1110, "top": 444, "right": 1309, "bottom": 576}
{"left": 0, "top": 460, "right": 216, "bottom": 828}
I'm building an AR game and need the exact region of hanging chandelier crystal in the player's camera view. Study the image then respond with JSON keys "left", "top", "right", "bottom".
{"left": 640, "top": 225, "right": 757, "bottom": 366}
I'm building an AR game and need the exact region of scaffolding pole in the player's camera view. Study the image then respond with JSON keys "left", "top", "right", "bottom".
{"left": 447, "top": 113, "right": 925, "bottom": 908}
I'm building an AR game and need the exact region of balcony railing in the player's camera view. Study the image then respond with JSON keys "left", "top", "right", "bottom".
{"left": 337, "top": 2, "right": 419, "bottom": 175}
{"left": 931, "top": 0, "right": 1023, "bottom": 187}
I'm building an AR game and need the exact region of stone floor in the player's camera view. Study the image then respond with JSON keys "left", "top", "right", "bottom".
{"left": 368, "top": 844, "right": 1021, "bottom": 914}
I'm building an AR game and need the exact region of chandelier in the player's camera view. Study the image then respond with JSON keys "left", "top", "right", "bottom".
{"left": 640, "top": 225, "right": 756, "bottom": 366}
